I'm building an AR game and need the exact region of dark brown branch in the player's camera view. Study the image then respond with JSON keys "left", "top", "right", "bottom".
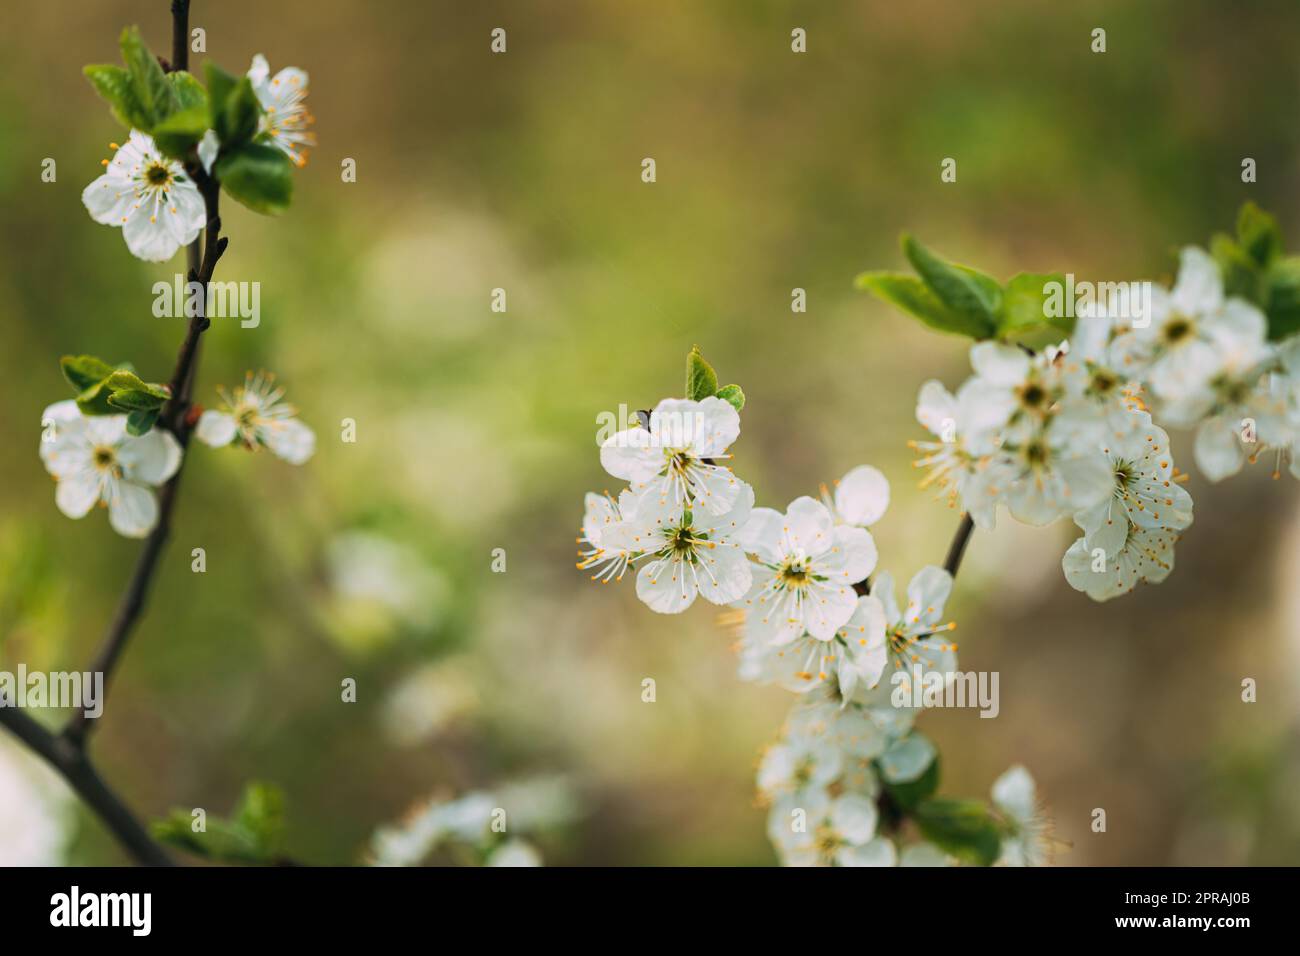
{"left": 170, "top": 0, "right": 191, "bottom": 72}
{"left": 943, "top": 513, "right": 976, "bottom": 578}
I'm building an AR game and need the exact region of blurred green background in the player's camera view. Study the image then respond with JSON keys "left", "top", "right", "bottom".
{"left": 2, "top": 0, "right": 1300, "bottom": 865}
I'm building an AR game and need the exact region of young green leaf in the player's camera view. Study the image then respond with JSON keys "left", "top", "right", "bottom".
{"left": 1265, "top": 257, "right": 1300, "bottom": 341}
{"left": 215, "top": 142, "right": 294, "bottom": 215}
{"left": 901, "top": 235, "right": 1001, "bottom": 334}
{"left": 857, "top": 271, "right": 992, "bottom": 339}
{"left": 167, "top": 70, "right": 209, "bottom": 112}
{"left": 152, "top": 782, "right": 285, "bottom": 864}
{"left": 234, "top": 782, "right": 286, "bottom": 852}
{"left": 1000, "top": 272, "right": 1069, "bottom": 335}
{"left": 74, "top": 380, "right": 118, "bottom": 417}
{"left": 118, "top": 26, "right": 175, "bottom": 127}
{"left": 60, "top": 355, "right": 118, "bottom": 392}
{"left": 126, "top": 409, "right": 160, "bottom": 437}
{"left": 83, "top": 64, "right": 151, "bottom": 131}
{"left": 152, "top": 105, "right": 211, "bottom": 159}
{"left": 107, "top": 389, "right": 167, "bottom": 412}
{"left": 222, "top": 76, "right": 262, "bottom": 148}
{"left": 204, "top": 62, "right": 239, "bottom": 136}
{"left": 685, "top": 346, "right": 719, "bottom": 401}
{"left": 1236, "top": 201, "right": 1283, "bottom": 269}
{"left": 106, "top": 370, "right": 170, "bottom": 400}
{"left": 1211, "top": 233, "right": 1264, "bottom": 305}
{"left": 715, "top": 383, "right": 746, "bottom": 411}
{"left": 913, "top": 798, "right": 1002, "bottom": 866}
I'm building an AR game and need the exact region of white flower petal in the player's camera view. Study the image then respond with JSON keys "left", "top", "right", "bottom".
{"left": 54, "top": 470, "right": 102, "bottom": 519}
{"left": 991, "top": 765, "right": 1037, "bottom": 823}
{"left": 1194, "top": 417, "right": 1245, "bottom": 482}
{"left": 818, "top": 525, "right": 877, "bottom": 585}
{"left": 838, "top": 837, "right": 897, "bottom": 867}
{"left": 599, "top": 428, "right": 659, "bottom": 482}
{"left": 833, "top": 465, "right": 890, "bottom": 527}
{"left": 107, "top": 481, "right": 159, "bottom": 538}
{"left": 879, "top": 733, "right": 936, "bottom": 784}
{"left": 265, "top": 418, "right": 316, "bottom": 465}
{"left": 1171, "top": 246, "right": 1223, "bottom": 316}
{"left": 782, "top": 496, "right": 835, "bottom": 556}
{"left": 636, "top": 556, "right": 697, "bottom": 613}
{"left": 118, "top": 428, "right": 182, "bottom": 485}
{"left": 969, "top": 341, "right": 1031, "bottom": 385}
{"left": 829, "top": 794, "right": 877, "bottom": 846}
{"left": 694, "top": 543, "right": 753, "bottom": 606}
{"left": 195, "top": 410, "right": 239, "bottom": 448}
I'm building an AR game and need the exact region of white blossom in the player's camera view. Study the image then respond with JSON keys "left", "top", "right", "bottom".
{"left": 195, "top": 371, "right": 315, "bottom": 464}
{"left": 39, "top": 400, "right": 181, "bottom": 538}
{"left": 735, "top": 496, "right": 877, "bottom": 644}
{"left": 991, "top": 765, "right": 1053, "bottom": 866}
{"left": 606, "top": 482, "right": 754, "bottom": 613}
{"left": 600, "top": 396, "right": 744, "bottom": 516}
{"left": 82, "top": 131, "right": 206, "bottom": 262}
{"left": 248, "top": 54, "right": 315, "bottom": 167}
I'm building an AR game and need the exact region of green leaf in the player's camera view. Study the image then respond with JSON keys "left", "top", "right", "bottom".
{"left": 685, "top": 346, "right": 719, "bottom": 401}
{"left": 152, "top": 105, "right": 211, "bottom": 159}
{"left": 106, "top": 370, "right": 170, "bottom": 400}
{"left": 214, "top": 142, "right": 294, "bottom": 215}
{"left": 882, "top": 754, "right": 940, "bottom": 811}
{"left": 857, "top": 272, "right": 991, "bottom": 339}
{"left": 118, "top": 26, "right": 175, "bottom": 127}
{"left": 107, "top": 389, "right": 166, "bottom": 412}
{"left": 715, "top": 383, "right": 745, "bottom": 411}
{"left": 126, "top": 409, "right": 160, "bottom": 436}
{"left": 83, "top": 64, "right": 151, "bottom": 131}
{"left": 999, "top": 272, "right": 1069, "bottom": 335}
{"left": 1237, "top": 201, "right": 1283, "bottom": 269}
{"left": 152, "top": 782, "right": 285, "bottom": 864}
{"left": 1265, "top": 257, "right": 1300, "bottom": 341}
{"left": 234, "top": 782, "right": 286, "bottom": 852}
{"left": 204, "top": 63, "right": 239, "bottom": 134}
{"left": 901, "top": 235, "right": 1000, "bottom": 335}
{"left": 223, "top": 76, "right": 262, "bottom": 147}
{"left": 60, "top": 355, "right": 117, "bottom": 392}
{"left": 1211, "top": 234, "right": 1264, "bottom": 305}
{"left": 167, "top": 70, "right": 209, "bottom": 112}
{"left": 913, "top": 798, "right": 1002, "bottom": 867}
{"left": 74, "top": 380, "right": 118, "bottom": 417}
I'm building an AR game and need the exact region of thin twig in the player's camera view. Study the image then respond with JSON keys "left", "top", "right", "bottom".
{"left": 943, "top": 513, "right": 976, "bottom": 578}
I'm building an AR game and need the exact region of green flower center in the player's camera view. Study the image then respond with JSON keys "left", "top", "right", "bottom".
{"left": 1019, "top": 382, "right": 1047, "bottom": 408}
{"left": 1163, "top": 316, "right": 1193, "bottom": 344}
{"left": 145, "top": 163, "right": 171, "bottom": 187}
{"left": 779, "top": 554, "right": 812, "bottom": 587}
{"left": 1025, "top": 440, "right": 1049, "bottom": 466}
{"left": 93, "top": 446, "right": 118, "bottom": 472}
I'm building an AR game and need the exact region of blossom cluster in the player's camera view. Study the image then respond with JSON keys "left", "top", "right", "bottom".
{"left": 913, "top": 247, "right": 1300, "bottom": 601}
{"left": 368, "top": 776, "right": 577, "bottom": 867}
{"left": 580, "top": 373, "right": 1045, "bottom": 865}
{"left": 40, "top": 370, "right": 314, "bottom": 539}
{"left": 83, "top": 53, "right": 313, "bottom": 263}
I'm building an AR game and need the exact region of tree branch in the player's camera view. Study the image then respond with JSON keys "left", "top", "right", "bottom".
{"left": 170, "top": 0, "right": 191, "bottom": 73}
{"left": 943, "top": 513, "right": 976, "bottom": 578}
